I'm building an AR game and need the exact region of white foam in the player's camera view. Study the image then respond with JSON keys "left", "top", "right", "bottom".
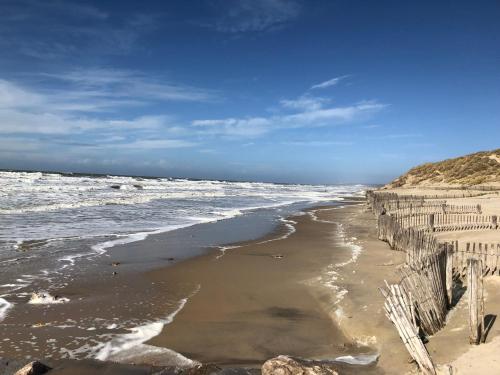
{"left": 108, "top": 344, "right": 197, "bottom": 368}
{"left": 334, "top": 223, "right": 363, "bottom": 267}
{"left": 0, "top": 297, "right": 13, "bottom": 322}
{"left": 333, "top": 353, "right": 379, "bottom": 365}
{"left": 94, "top": 286, "right": 200, "bottom": 362}
{"left": 255, "top": 218, "right": 297, "bottom": 245}
{"left": 214, "top": 217, "right": 297, "bottom": 259}
{"left": 215, "top": 245, "right": 241, "bottom": 260}
{"left": 28, "top": 291, "right": 69, "bottom": 304}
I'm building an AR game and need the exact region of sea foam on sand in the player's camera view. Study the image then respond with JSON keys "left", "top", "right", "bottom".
{"left": 0, "top": 297, "right": 13, "bottom": 322}
{"left": 91, "top": 286, "right": 200, "bottom": 367}
{"left": 28, "top": 292, "right": 69, "bottom": 304}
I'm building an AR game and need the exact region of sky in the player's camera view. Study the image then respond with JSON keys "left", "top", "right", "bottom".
{"left": 0, "top": 0, "right": 499, "bottom": 184}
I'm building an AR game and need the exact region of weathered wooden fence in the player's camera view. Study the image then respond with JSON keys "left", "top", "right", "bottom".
{"left": 446, "top": 241, "right": 500, "bottom": 278}
{"left": 380, "top": 283, "right": 437, "bottom": 375}
{"left": 399, "top": 246, "right": 449, "bottom": 335}
{"left": 432, "top": 214, "right": 498, "bottom": 232}
{"left": 392, "top": 204, "right": 481, "bottom": 217}
{"left": 368, "top": 190, "right": 497, "bottom": 372}
{"left": 377, "top": 212, "right": 451, "bottom": 334}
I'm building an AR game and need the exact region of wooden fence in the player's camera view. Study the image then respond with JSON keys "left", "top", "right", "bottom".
{"left": 368, "top": 190, "right": 498, "bottom": 373}
{"left": 446, "top": 241, "right": 500, "bottom": 278}
{"left": 392, "top": 204, "right": 481, "bottom": 217}
{"left": 393, "top": 213, "right": 497, "bottom": 232}
{"left": 381, "top": 283, "right": 437, "bottom": 375}
{"left": 432, "top": 214, "right": 498, "bottom": 232}
{"left": 399, "top": 246, "right": 449, "bottom": 335}
{"left": 377, "top": 213, "right": 450, "bottom": 334}
{"left": 367, "top": 190, "right": 488, "bottom": 204}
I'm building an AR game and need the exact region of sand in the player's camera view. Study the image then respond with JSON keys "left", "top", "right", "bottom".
{"left": 138, "top": 203, "right": 415, "bottom": 374}
{"left": 146, "top": 205, "right": 361, "bottom": 365}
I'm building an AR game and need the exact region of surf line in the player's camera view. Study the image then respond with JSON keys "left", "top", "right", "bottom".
{"left": 93, "top": 285, "right": 201, "bottom": 362}
{"left": 214, "top": 217, "right": 297, "bottom": 259}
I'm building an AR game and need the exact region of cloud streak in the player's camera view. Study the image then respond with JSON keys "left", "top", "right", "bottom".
{"left": 208, "top": 0, "right": 300, "bottom": 33}
{"left": 0, "top": 1, "right": 159, "bottom": 59}
{"left": 310, "top": 75, "right": 350, "bottom": 90}
{"left": 192, "top": 97, "right": 386, "bottom": 137}
{"left": 0, "top": 74, "right": 206, "bottom": 154}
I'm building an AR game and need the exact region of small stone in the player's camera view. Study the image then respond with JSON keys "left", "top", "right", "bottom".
{"left": 262, "top": 355, "right": 338, "bottom": 375}
{"left": 14, "top": 361, "right": 51, "bottom": 375}
{"left": 182, "top": 364, "right": 222, "bottom": 375}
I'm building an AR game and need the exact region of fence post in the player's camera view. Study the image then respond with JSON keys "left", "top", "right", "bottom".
{"left": 446, "top": 244, "right": 453, "bottom": 306}
{"left": 492, "top": 215, "right": 498, "bottom": 229}
{"left": 467, "top": 258, "right": 483, "bottom": 345}
{"left": 428, "top": 214, "right": 435, "bottom": 232}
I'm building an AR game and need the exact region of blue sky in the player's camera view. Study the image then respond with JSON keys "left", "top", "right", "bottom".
{"left": 0, "top": 0, "right": 499, "bottom": 184}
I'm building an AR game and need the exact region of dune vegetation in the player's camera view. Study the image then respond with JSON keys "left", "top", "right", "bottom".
{"left": 388, "top": 149, "right": 500, "bottom": 188}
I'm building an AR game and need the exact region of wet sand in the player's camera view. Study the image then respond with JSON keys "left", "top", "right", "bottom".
{"left": 141, "top": 203, "right": 412, "bottom": 373}
{"left": 147, "top": 211, "right": 352, "bottom": 365}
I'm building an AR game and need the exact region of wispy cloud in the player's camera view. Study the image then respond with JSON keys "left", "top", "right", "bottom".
{"left": 280, "top": 95, "right": 329, "bottom": 111}
{"left": 43, "top": 68, "right": 217, "bottom": 105}
{"left": 192, "top": 96, "right": 386, "bottom": 138}
{"left": 104, "top": 139, "right": 196, "bottom": 149}
{"left": 367, "top": 133, "right": 422, "bottom": 140}
{"left": 0, "top": 74, "right": 205, "bottom": 154}
{"left": 0, "top": 69, "right": 216, "bottom": 119}
{"left": 208, "top": 0, "right": 300, "bottom": 33}
{"left": 0, "top": 1, "right": 159, "bottom": 59}
{"left": 310, "top": 75, "right": 350, "bottom": 90}
{"left": 282, "top": 140, "right": 354, "bottom": 147}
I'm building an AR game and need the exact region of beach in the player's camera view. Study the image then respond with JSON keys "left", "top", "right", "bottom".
{"left": 0, "top": 187, "right": 415, "bottom": 374}
{"left": 2, "top": 178, "right": 500, "bottom": 374}
{"left": 1, "top": 171, "right": 382, "bottom": 373}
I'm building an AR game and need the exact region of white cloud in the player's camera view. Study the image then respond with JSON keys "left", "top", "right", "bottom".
{"left": 310, "top": 75, "right": 349, "bottom": 90}
{"left": 0, "top": 72, "right": 215, "bottom": 137}
{"left": 191, "top": 99, "right": 386, "bottom": 137}
{"left": 280, "top": 95, "right": 328, "bottom": 111}
{"left": 0, "top": 79, "right": 44, "bottom": 109}
{"left": 210, "top": 0, "right": 300, "bottom": 33}
{"left": 282, "top": 140, "right": 353, "bottom": 146}
{"left": 109, "top": 139, "right": 196, "bottom": 149}
{"left": 43, "top": 68, "right": 217, "bottom": 104}
{"left": 367, "top": 133, "right": 422, "bottom": 140}
{"left": 192, "top": 117, "right": 271, "bottom": 137}
{"left": 0, "top": 75, "right": 200, "bottom": 157}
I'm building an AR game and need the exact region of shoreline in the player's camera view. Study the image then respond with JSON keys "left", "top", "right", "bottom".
{"left": 1, "top": 199, "right": 370, "bottom": 368}
{"left": 135, "top": 202, "right": 410, "bottom": 373}
{"left": 3, "top": 194, "right": 458, "bottom": 375}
